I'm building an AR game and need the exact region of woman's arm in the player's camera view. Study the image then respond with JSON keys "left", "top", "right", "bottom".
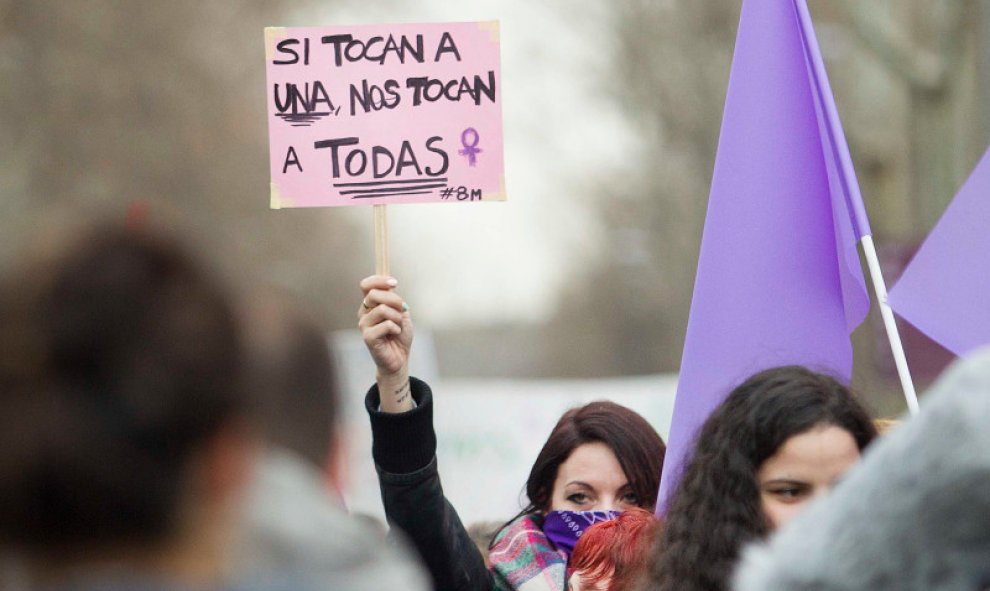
{"left": 358, "top": 276, "right": 492, "bottom": 591}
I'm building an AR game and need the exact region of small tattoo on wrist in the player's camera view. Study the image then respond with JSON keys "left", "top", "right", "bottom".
{"left": 394, "top": 381, "right": 411, "bottom": 405}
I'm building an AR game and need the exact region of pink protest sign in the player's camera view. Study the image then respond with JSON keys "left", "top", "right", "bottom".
{"left": 264, "top": 22, "right": 505, "bottom": 208}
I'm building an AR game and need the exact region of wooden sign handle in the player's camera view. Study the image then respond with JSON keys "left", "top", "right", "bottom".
{"left": 374, "top": 204, "right": 390, "bottom": 276}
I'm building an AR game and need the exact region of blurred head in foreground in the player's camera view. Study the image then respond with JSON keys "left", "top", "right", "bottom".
{"left": 646, "top": 365, "right": 877, "bottom": 591}
{"left": 241, "top": 292, "right": 340, "bottom": 480}
{"left": 0, "top": 223, "right": 255, "bottom": 586}
{"left": 567, "top": 508, "right": 659, "bottom": 591}
{"left": 236, "top": 292, "right": 431, "bottom": 590}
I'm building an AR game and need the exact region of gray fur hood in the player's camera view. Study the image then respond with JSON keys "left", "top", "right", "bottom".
{"left": 734, "top": 349, "right": 990, "bottom": 591}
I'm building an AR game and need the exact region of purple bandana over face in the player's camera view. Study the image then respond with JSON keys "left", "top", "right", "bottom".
{"left": 542, "top": 509, "right": 621, "bottom": 559}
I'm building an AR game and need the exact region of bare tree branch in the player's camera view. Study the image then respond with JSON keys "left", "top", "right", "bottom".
{"left": 844, "top": 0, "right": 978, "bottom": 92}
{"left": 843, "top": 0, "right": 944, "bottom": 90}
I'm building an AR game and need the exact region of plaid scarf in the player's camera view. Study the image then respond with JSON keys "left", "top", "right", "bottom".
{"left": 488, "top": 514, "right": 567, "bottom": 591}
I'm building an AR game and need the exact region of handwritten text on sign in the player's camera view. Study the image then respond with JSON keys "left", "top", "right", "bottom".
{"left": 265, "top": 22, "right": 505, "bottom": 208}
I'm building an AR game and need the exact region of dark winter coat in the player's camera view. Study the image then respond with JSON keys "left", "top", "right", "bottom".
{"left": 366, "top": 378, "right": 493, "bottom": 591}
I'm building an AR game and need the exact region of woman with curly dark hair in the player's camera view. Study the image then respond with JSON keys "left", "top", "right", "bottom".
{"left": 643, "top": 365, "right": 877, "bottom": 591}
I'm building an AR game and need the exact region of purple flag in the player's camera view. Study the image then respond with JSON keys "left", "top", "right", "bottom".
{"left": 888, "top": 147, "right": 990, "bottom": 356}
{"left": 657, "top": 0, "right": 871, "bottom": 509}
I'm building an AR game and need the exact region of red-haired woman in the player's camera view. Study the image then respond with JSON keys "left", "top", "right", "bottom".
{"left": 568, "top": 508, "right": 660, "bottom": 591}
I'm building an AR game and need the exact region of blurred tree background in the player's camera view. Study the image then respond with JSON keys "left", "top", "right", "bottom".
{"left": 0, "top": 0, "right": 368, "bottom": 329}
{"left": 2, "top": 0, "right": 986, "bottom": 416}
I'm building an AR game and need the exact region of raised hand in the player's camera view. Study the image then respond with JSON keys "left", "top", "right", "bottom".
{"left": 358, "top": 275, "right": 414, "bottom": 412}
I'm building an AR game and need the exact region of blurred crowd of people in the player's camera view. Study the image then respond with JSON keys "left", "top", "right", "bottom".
{"left": 1, "top": 220, "right": 988, "bottom": 591}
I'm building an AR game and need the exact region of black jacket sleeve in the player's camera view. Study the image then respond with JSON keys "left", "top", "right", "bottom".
{"left": 366, "top": 377, "right": 493, "bottom": 591}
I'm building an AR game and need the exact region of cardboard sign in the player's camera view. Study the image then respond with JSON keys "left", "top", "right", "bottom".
{"left": 264, "top": 22, "right": 505, "bottom": 208}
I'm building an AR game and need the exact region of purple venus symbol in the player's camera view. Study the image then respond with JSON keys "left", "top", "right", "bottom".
{"left": 458, "top": 127, "right": 482, "bottom": 166}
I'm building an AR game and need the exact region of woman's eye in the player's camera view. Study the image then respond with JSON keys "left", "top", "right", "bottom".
{"left": 620, "top": 492, "right": 639, "bottom": 505}
{"left": 567, "top": 493, "right": 589, "bottom": 504}
{"left": 770, "top": 486, "right": 807, "bottom": 500}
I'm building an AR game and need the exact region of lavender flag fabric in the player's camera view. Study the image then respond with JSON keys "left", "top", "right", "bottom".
{"left": 657, "top": 0, "right": 871, "bottom": 509}
{"left": 888, "top": 147, "right": 990, "bottom": 356}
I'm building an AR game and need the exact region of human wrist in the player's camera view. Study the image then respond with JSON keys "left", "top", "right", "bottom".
{"left": 377, "top": 367, "right": 413, "bottom": 413}
{"left": 365, "top": 378, "right": 436, "bottom": 473}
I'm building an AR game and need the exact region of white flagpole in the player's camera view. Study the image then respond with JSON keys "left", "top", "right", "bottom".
{"left": 795, "top": 0, "right": 919, "bottom": 415}
{"left": 860, "top": 235, "right": 920, "bottom": 415}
